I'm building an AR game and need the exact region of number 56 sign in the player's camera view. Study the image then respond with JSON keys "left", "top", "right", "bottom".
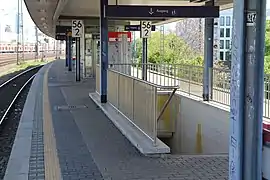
{"left": 140, "top": 21, "right": 152, "bottom": 38}
{"left": 72, "top": 20, "right": 84, "bottom": 37}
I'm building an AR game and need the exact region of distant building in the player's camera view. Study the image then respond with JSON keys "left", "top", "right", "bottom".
{"left": 218, "top": 9, "right": 233, "bottom": 61}
{"left": 175, "top": 8, "right": 270, "bottom": 61}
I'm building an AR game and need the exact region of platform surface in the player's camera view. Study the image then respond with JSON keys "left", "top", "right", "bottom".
{"left": 4, "top": 60, "right": 229, "bottom": 180}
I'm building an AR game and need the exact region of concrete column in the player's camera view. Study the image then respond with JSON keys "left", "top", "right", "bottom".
{"left": 100, "top": 0, "right": 108, "bottom": 103}
{"left": 92, "top": 38, "right": 97, "bottom": 76}
{"left": 80, "top": 29, "right": 85, "bottom": 78}
{"left": 229, "top": 0, "right": 266, "bottom": 179}
{"left": 202, "top": 1, "right": 214, "bottom": 101}
{"left": 84, "top": 34, "right": 92, "bottom": 77}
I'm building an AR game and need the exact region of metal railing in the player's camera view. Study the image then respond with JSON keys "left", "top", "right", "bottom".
{"left": 108, "top": 63, "right": 270, "bottom": 119}
{"left": 107, "top": 68, "right": 178, "bottom": 145}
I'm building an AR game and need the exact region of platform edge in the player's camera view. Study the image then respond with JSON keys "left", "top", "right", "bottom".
{"left": 3, "top": 65, "right": 48, "bottom": 180}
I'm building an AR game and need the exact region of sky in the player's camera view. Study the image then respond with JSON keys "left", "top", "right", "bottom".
{"left": 0, "top": 0, "right": 270, "bottom": 43}
{"left": 0, "top": 0, "right": 36, "bottom": 43}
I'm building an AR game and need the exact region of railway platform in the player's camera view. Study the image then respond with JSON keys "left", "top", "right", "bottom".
{"left": 4, "top": 59, "right": 228, "bottom": 180}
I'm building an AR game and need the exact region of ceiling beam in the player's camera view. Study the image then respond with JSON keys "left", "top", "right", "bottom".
{"left": 53, "top": 0, "right": 69, "bottom": 22}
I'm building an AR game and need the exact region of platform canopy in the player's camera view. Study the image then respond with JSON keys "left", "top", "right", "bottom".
{"left": 24, "top": 0, "right": 233, "bottom": 37}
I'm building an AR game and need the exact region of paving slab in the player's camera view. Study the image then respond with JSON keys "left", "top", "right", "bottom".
{"left": 4, "top": 59, "right": 229, "bottom": 180}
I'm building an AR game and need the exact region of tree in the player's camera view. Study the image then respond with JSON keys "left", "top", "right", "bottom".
{"left": 134, "top": 31, "right": 199, "bottom": 64}
{"left": 265, "top": 20, "right": 270, "bottom": 56}
{"left": 175, "top": 18, "right": 204, "bottom": 56}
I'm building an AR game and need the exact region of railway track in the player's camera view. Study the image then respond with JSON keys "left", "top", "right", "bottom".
{"left": 0, "top": 66, "right": 42, "bottom": 122}
{"left": 0, "top": 66, "right": 43, "bottom": 179}
{"left": 0, "top": 53, "right": 57, "bottom": 67}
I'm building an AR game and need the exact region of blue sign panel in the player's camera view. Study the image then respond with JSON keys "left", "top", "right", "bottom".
{"left": 55, "top": 35, "right": 66, "bottom": 40}
{"left": 106, "top": 5, "right": 219, "bottom": 19}
{"left": 55, "top": 26, "right": 72, "bottom": 41}
{"left": 56, "top": 26, "right": 71, "bottom": 34}
{"left": 124, "top": 25, "right": 156, "bottom": 31}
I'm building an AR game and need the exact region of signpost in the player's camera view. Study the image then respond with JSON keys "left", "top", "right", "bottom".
{"left": 106, "top": 5, "right": 219, "bottom": 19}
{"left": 140, "top": 21, "right": 152, "bottom": 81}
{"left": 140, "top": 21, "right": 152, "bottom": 38}
{"left": 72, "top": 20, "right": 84, "bottom": 81}
{"left": 72, "top": 20, "right": 84, "bottom": 37}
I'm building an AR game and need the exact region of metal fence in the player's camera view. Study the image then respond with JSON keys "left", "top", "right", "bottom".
{"left": 107, "top": 67, "right": 178, "bottom": 145}
{"left": 108, "top": 63, "right": 270, "bottom": 119}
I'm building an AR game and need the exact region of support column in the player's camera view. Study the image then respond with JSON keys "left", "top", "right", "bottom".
{"left": 92, "top": 38, "right": 97, "bottom": 76}
{"left": 75, "top": 37, "right": 81, "bottom": 81}
{"left": 65, "top": 38, "right": 68, "bottom": 67}
{"left": 202, "top": 1, "right": 214, "bottom": 101}
{"left": 229, "top": 0, "right": 266, "bottom": 179}
{"left": 100, "top": 0, "right": 108, "bottom": 103}
{"left": 142, "top": 38, "right": 147, "bottom": 81}
{"left": 67, "top": 33, "right": 72, "bottom": 71}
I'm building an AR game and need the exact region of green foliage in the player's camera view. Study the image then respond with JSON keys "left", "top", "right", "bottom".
{"left": 264, "top": 20, "right": 270, "bottom": 74}
{"left": 134, "top": 32, "right": 200, "bottom": 65}
{"left": 265, "top": 56, "right": 270, "bottom": 74}
{"left": 134, "top": 21, "right": 270, "bottom": 75}
{"left": 265, "top": 20, "right": 270, "bottom": 57}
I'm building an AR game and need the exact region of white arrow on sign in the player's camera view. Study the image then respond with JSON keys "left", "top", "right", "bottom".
{"left": 149, "top": 8, "right": 154, "bottom": 15}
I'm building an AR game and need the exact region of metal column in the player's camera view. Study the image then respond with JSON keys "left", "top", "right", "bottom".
{"left": 76, "top": 37, "right": 81, "bottom": 81}
{"left": 202, "top": 1, "right": 214, "bottom": 101}
{"left": 67, "top": 33, "right": 72, "bottom": 71}
{"left": 142, "top": 38, "right": 147, "bottom": 81}
{"left": 229, "top": 0, "right": 266, "bottom": 179}
{"left": 65, "top": 36, "right": 68, "bottom": 67}
{"left": 100, "top": 0, "right": 108, "bottom": 103}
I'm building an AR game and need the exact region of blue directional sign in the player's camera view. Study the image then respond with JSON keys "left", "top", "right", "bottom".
{"left": 56, "top": 26, "right": 71, "bottom": 34}
{"left": 55, "top": 26, "right": 72, "bottom": 40}
{"left": 124, "top": 25, "right": 156, "bottom": 31}
{"left": 55, "top": 35, "right": 66, "bottom": 40}
{"left": 106, "top": 5, "right": 219, "bottom": 19}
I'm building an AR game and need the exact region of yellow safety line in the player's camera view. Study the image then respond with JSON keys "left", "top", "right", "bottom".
{"left": 43, "top": 64, "right": 62, "bottom": 180}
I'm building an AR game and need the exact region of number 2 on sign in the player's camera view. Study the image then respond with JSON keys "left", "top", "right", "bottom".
{"left": 144, "top": 29, "right": 149, "bottom": 37}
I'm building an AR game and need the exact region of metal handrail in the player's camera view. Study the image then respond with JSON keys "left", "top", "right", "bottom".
{"left": 108, "top": 68, "right": 179, "bottom": 89}
{"left": 156, "top": 88, "right": 178, "bottom": 122}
